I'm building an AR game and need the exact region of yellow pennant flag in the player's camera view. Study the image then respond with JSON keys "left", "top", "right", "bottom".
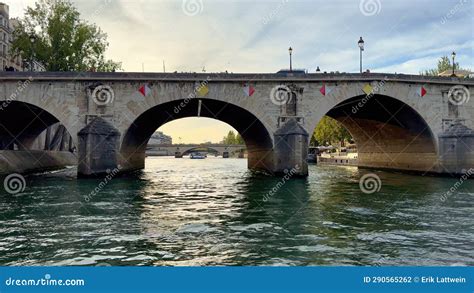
{"left": 197, "top": 84, "right": 209, "bottom": 97}
{"left": 362, "top": 84, "right": 373, "bottom": 95}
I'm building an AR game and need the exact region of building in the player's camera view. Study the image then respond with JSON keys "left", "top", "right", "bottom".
{"left": 148, "top": 131, "right": 172, "bottom": 145}
{"left": 0, "top": 2, "right": 10, "bottom": 70}
{"left": 0, "top": 2, "right": 45, "bottom": 72}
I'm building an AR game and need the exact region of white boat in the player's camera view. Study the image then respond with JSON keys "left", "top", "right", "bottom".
{"left": 190, "top": 152, "right": 206, "bottom": 159}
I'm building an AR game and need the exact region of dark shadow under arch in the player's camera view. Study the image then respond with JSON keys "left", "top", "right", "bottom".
{"left": 0, "top": 101, "right": 68, "bottom": 150}
{"left": 316, "top": 94, "right": 438, "bottom": 173}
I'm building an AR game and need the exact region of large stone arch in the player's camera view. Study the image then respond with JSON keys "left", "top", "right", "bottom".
{"left": 0, "top": 100, "right": 76, "bottom": 151}
{"left": 119, "top": 98, "right": 275, "bottom": 173}
{"left": 0, "top": 99, "right": 77, "bottom": 174}
{"left": 310, "top": 92, "right": 440, "bottom": 173}
{"left": 0, "top": 79, "right": 80, "bottom": 147}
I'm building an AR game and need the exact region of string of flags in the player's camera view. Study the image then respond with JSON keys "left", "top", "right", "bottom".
{"left": 136, "top": 82, "right": 428, "bottom": 99}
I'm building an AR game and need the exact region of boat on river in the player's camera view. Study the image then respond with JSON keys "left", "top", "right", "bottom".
{"left": 190, "top": 152, "right": 206, "bottom": 159}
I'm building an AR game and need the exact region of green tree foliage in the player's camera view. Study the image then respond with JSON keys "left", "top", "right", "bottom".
{"left": 12, "top": 0, "right": 121, "bottom": 72}
{"left": 312, "top": 116, "right": 352, "bottom": 146}
{"left": 222, "top": 131, "right": 244, "bottom": 144}
{"left": 235, "top": 134, "right": 244, "bottom": 144}
{"left": 422, "top": 56, "right": 459, "bottom": 76}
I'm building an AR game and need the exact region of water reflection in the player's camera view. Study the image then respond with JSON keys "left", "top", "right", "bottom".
{"left": 0, "top": 157, "right": 472, "bottom": 266}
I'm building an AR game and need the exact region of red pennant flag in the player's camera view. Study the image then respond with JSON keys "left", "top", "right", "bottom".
{"left": 243, "top": 84, "right": 255, "bottom": 97}
{"left": 139, "top": 84, "right": 151, "bottom": 97}
{"left": 319, "top": 85, "right": 333, "bottom": 96}
{"left": 418, "top": 86, "right": 427, "bottom": 97}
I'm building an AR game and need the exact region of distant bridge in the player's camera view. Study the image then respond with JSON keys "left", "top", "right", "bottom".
{"left": 146, "top": 144, "right": 246, "bottom": 158}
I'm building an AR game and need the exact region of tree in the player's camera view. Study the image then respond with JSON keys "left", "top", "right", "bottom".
{"left": 223, "top": 130, "right": 239, "bottom": 144}
{"left": 422, "top": 56, "right": 459, "bottom": 76}
{"left": 12, "top": 0, "right": 121, "bottom": 72}
{"left": 312, "top": 116, "right": 352, "bottom": 147}
{"left": 235, "top": 134, "right": 244, "bottom": 144}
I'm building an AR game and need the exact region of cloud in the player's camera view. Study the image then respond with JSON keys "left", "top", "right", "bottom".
{"left": 7, "top": 0, "right": 473, "bottom": 140}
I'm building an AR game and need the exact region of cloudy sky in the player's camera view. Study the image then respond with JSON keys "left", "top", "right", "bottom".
{"left": 9, "top": 0, "right": 474, "bottom": 143}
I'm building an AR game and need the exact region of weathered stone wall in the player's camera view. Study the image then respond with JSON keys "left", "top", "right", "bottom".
{"left": 0, "top": 72, "right": 472, "bottom": 176}
{"left": 0, "top": 150, "right": 77, "bottom": 174}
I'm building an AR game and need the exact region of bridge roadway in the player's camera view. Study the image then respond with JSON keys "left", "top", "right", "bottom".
{"left": 0, "top": 71, "right": 472, "bottom": 177}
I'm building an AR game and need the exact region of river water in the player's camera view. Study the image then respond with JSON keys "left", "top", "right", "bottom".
{"left": 0, "top": 157, "right": 472, "bottom": 266}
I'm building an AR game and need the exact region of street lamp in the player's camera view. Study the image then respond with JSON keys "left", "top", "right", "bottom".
{"left": 358, "top": 37, "right": 364, "bottom": 73}
{"left": 288, "top": 47, "right": 293, "bottom": 72}
{"left": 29, "top": 34, "right": 37, "bottom": 72}
{"left": 451, "top": 51, "right": 456, "bottom": 77}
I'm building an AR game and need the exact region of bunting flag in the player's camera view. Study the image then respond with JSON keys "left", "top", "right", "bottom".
{"left": 362, "top": 84, "right": 374, "bottom": 95}
{"left": 243, "top": 84, "right": 255, "bottom": 97}
{"left": 319, "top": 84, "right": 334, "bottom": 96}
{"left": 196, "top": 84, "right": 209, "bottom": 97}
{"left": 139, "top": 84, "right": 152, "bottom": 97}
{"left": 417, "top": 86, "right": 427, "bottom": 97}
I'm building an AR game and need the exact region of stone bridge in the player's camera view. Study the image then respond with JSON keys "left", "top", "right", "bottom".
{"left": 146, "top": 144, "right": 246, "bottom": 157}
{"left": 0, "top": 72, "right": 473, "bottom": 177}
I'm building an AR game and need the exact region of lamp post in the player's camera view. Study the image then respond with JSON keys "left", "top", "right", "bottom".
{"left": 288, "top": 47, "right": 293, "bottom": 72}
{"left": 29, "top": 34, "right": 36, "bottom": 72}
{"left": 451, "top": 51, "right": 456, "bottom": 77}
{"left": 358, "top": 37, "right": 364, "bottom": 73}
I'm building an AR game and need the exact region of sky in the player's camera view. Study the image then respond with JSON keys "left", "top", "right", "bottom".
{"left": 8, "top": 0, "right": 474, "bottom": 143}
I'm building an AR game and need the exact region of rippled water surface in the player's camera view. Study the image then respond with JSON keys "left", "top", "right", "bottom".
{"left": 0, "top": 157, "right": 473, "bottom": 266}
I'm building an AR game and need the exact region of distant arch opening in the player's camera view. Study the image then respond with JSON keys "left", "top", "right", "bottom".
{"left": 120, "top": 98, "right": 273, "bottom": 172}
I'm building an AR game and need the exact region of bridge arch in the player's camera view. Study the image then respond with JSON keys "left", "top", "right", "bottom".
{"left": 178, "top": 146, "right": 244, "bottom": 156}
{"left": 0, "top": 100, "right": 76, "bottom": 151}
{"left": 119, "top": 98, "right": 274, "bottom": 173}
{"left": 312, "top": 93, "right": 439, "bottom": 173}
